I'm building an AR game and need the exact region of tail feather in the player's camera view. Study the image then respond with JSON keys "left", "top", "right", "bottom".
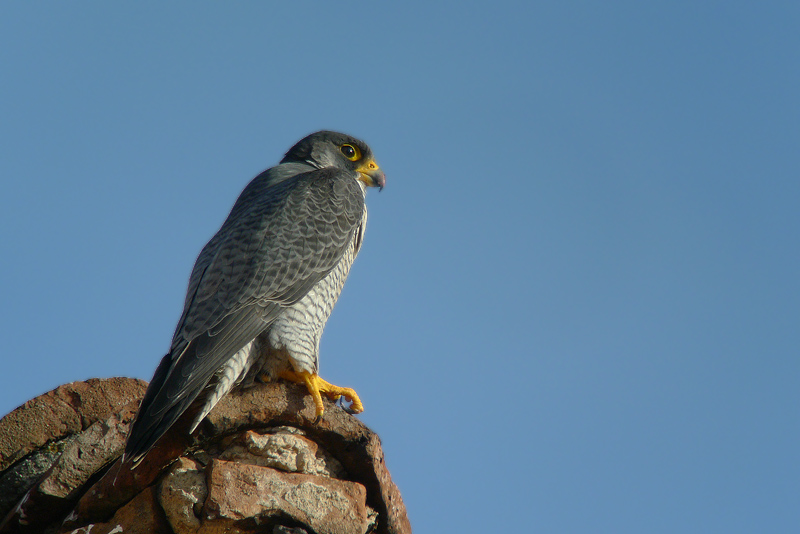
{"left": 123, "top": 343, "right": 205, "bottom": 465}
{"left": 123, "top": 305, "right": 275, "bottom": 467}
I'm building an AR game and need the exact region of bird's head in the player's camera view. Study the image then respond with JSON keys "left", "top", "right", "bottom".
{"left": 281, "top": 131, "right": 386, "bottom": 190}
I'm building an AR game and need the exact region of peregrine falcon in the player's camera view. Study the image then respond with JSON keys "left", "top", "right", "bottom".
{"left": 123, "top": 131, "right": 385, "bottom": 465}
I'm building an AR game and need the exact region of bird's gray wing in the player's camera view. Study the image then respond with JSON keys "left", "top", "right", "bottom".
{"left": 125, "top": 167, "right": 365, "bottom": 462}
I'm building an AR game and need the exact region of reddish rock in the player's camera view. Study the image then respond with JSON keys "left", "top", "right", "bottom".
{"left": 204, "top": 459, "right": 373, "bottom": 534}
{"left": 0, "top": 378, "right": 147, "bottom": 472}
{"left": 59, "top": 486, "right": 171, "bottom": 534}
{"left": 204, "top": 382, "right": 412, "bottom": 534}
{"left": 0, "top": 400, "right": 140, "bottom": 533}
{"left": 68, "top": 405, "right": 196, "bottom": 527}
{"left": 38, "top": 403, "right": 136, "bottom": 499}
{"left": 0, "top": 378, "right": 411, "bottom": 534}
{"left": 0, "top": 380, "right": 148, "bottom": 534}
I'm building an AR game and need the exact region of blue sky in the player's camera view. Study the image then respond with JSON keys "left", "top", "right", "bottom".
{"left": 1, "top": 2, "right": 798, "bottom": 532}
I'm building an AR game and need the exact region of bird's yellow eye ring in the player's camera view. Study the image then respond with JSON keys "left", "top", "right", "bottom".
{"left": 340, "top": 144, "right": 361, "bottom": 161}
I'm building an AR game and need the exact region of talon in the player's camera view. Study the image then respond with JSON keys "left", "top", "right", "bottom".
{"left": 279, "top": 370, "right": 364, "bottom": 419}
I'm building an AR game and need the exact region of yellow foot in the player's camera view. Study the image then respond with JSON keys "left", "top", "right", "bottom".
{"left": 279, "top": 370, "right": 364, "bottom": 419}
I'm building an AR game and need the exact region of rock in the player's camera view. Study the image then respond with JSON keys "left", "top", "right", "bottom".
{"left": 203, "top": 459, "right": 375, "bottom": 534}
{"left": 60, "top": 486, "right": 171, "bottom": 534}
{"left": 0, "top": 378, "right": 411, "bottom": 534}
{"left": 0, "top": 378, "right": 147, "bottom": 472}
{"left": 0, "top": 435, "right": 77, "bottom": 519}
{"left": 68, "top": 397, "right": 197, "bottom": 526}
{"left": 219, "top": 429, "right": 345, "bottom": 478}
{"left": 203, "top": 382, "right": 411, "bottom": 534}
{"left": 38, "top": 404, "right": 136, "bottom": 499}
{"left": 0, "top": 400, "right": 140, "bottom": 533}
{"left": 158, "top": 457, "right": 207, "bottom": 534}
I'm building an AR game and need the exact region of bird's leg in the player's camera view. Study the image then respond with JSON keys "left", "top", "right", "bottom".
{"left": 279, "top": 370, "right": 364, "bottom": 419}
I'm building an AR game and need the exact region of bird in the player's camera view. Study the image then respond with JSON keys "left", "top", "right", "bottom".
{"left": 122, "top": 131, "right": 385, "bottom": 466}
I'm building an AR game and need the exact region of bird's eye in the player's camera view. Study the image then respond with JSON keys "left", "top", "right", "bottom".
{"left": 340, "top": 144, "right": 360, "bottom": 161}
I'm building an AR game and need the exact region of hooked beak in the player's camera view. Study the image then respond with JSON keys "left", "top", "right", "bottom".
{"left": 355, "top": 159, "right": 386, "bottom": 191}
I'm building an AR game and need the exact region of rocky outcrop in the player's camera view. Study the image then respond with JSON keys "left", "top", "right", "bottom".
{"left": 0, "top": 378, "right": 410, "bottom": 534}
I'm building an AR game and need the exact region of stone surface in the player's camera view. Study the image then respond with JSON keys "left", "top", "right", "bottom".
{"left": 68, "top": 396, "right": 197, "bottom": 526}
{"left": 0, "top": 378, "right": 411, "bottom": 534}
{"left": 0, "top": 400, "right": 140, "bottom": 534}
{"left": 204, "top": 459, "right": 374, "bottom": 534}
{"left": 60, "top": 486, "right": 171, "bottom": 534}
{"left": 37, "top": 404, "right": 136, "bottom": 499}
{"left": 205, "top": 382, "right": 411, "bottom": 534}
{"left": 219, "top": 429, "right": 345, "bottom": 478}
{"left": 158, "top": 457, "right": 207, "bottom": 534}
{"left": 0, "top": 435, "right": 77, "bottom": 519}
{"left": 0, "top": 378, "right": 147, "bottom": 472}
